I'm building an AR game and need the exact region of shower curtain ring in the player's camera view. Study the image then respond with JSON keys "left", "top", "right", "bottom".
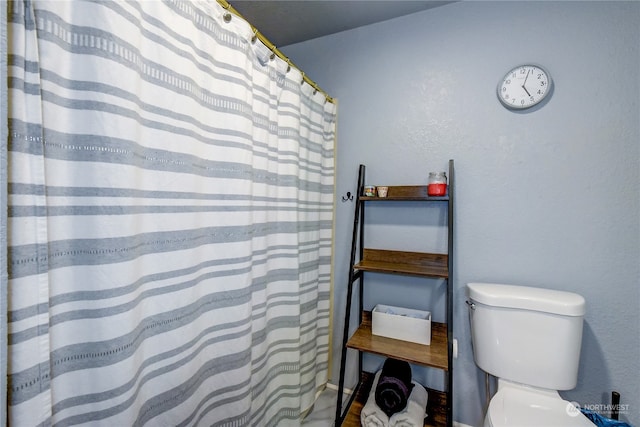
{"left": 300, "top": 72, "right": 305, "bottom": 85}
{"left": 221, "top": 2, "right": 232, "bottom": 23}
{"left": 286, "top": 59, "right": 292, "bottom": 72}
{"left": 251, "top": 29, "right": 258, "bottom": 44}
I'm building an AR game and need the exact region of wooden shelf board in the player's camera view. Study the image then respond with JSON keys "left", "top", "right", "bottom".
{"left": 341, "top": 371, "right": 448, "bottom": 427}
{"left": 359, "top": 185, "right": 449, "bottom": 201}
{"left": 347, "top": 311, "right": 449, "bottom": 370}
{"left": 355, "top": 249, "right": 449, "bottom": 278}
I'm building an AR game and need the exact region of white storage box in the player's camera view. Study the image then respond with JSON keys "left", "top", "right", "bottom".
{"left": 372, "top": 304, "right": 431, "bottom": 345}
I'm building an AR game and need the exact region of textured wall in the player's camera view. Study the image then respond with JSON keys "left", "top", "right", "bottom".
{"left": 283, "top": 1, "right": 640, "bottom": 425}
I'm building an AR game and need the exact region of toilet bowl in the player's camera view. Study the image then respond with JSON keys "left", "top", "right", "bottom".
{"left": 466, "top": 283, "right": 592, "bottom": 427}
{"left": 484, "top": 379, "right": 593, "bottom": 427}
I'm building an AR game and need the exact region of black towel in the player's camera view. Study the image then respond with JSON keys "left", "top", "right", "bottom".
{"left": 374, "top": 358, "right": 414, "bottom": 417}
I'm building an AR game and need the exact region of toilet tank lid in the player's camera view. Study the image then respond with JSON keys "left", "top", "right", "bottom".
{"left": 466, "top": 283, "right": 586, "bottom": 316}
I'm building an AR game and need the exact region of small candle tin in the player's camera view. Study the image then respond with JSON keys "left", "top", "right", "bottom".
{"left": 364, "top": 186, "right": 376, "bottom": 197}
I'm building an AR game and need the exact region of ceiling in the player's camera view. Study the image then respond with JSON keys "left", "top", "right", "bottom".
{"left": 229, "top": 1, "right": 455, "bottom": 47}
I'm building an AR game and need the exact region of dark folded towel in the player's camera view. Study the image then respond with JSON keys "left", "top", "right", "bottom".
{"left": 375, "top": 358, "right": 414, "bottom": 417}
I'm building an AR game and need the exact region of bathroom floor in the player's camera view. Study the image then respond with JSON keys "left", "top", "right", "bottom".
{"left": 302, "top": 387, "right": 339, "bottom": 426}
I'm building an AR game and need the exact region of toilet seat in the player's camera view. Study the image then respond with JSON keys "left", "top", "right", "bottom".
{"left": 485, "top": 381, "right": 593, "bottom": 427}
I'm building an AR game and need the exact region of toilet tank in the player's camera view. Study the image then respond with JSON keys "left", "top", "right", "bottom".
{"left": 467, "top": 283, "right": 586, "bottom": 390}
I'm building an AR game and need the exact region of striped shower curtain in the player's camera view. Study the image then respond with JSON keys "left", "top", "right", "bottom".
{"left": 6, "top": 1, "right": 336, "bottom": 426}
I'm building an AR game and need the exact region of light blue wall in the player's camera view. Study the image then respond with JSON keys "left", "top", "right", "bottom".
{"left": 283, "top": 1, "right": 640, "bottom": 425}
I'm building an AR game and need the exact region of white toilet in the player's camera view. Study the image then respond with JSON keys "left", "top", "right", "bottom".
{"left": 466, "top": 282, "right": 594, "bottom": 427}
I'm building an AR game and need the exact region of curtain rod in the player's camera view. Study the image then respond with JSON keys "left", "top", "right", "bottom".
{"left": 216, "top": 0, "right": 335, "bottom": 104}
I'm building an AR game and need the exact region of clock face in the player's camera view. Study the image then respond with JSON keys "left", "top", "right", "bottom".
{"left": 497, "top": 64, "right": 552, "bottom": 110}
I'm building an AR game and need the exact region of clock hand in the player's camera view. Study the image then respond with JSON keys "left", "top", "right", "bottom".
{"left": 521, "top": 69, "right": 531, "bottom": 96}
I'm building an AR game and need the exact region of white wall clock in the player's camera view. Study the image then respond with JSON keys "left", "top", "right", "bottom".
{"left": 497, "top": 64, "right": 552, "bottom": 110}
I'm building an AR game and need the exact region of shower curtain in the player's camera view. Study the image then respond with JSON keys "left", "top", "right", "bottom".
{"left": 6, "top": 1, "right": 336, "bottom": 426}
